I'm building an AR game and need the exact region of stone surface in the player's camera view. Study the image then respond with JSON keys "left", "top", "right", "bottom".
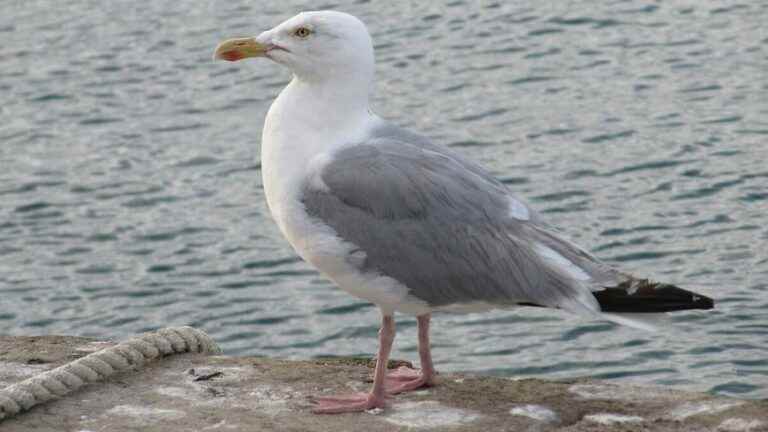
{"left": 1, "top": 335, "right": 767, "bottom": 431}
{"left": 510, "top": 403, "right": 560, "bottom": 423}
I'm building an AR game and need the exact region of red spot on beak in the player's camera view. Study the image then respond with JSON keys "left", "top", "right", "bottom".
{"left": 220, "top": 50, "right": 245, "bottom": 61}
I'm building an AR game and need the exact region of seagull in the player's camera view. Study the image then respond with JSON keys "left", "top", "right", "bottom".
{"left": 213, "top": 10, "right": 714, "bottom": 414}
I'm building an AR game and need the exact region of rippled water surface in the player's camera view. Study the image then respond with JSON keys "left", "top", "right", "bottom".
{"left": 2, "top": 1, "right": 767, "bottom": 398}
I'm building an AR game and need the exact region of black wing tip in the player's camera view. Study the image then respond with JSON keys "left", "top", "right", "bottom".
{"left": 692, "top": 292, "right": 715, "bottom": 310}
{"left": 595, "top": 279, "right": 715, "bottom": 313}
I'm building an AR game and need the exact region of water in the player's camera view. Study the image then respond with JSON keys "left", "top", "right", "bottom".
{"left": 2, "top": 0, "right": 767, "bottom": 399}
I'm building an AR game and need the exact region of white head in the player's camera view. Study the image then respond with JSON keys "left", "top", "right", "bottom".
{"left": 214, "top": 11, "right": 374, "bottom": 87}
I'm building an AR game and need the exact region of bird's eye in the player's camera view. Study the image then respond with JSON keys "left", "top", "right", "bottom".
{"left": 293, "top": 27, "right": 312, "bottom": 38}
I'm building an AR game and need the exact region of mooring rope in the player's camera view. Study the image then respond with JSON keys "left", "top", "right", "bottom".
{"left": 0, "top": 326, "right": 221, "bottom": 421}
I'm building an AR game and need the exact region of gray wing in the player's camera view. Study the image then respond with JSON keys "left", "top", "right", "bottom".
{"left": 301, "top": 123, "right": 625, "bottom": 313}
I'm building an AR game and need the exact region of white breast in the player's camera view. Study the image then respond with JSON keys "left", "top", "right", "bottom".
{"left": 259, "top": 79, "right": 422, "bottom": 314}
{"left": 260, "top": 78, "right": 375, "bottom": 239}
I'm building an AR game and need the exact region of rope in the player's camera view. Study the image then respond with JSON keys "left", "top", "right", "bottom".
{"left": 0, "top": 326, "right": 221, "bottom": 422}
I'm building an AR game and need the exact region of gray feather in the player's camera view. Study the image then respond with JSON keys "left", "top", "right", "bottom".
{"left": 301, "top": 122, "right": 626, "bottom": 313}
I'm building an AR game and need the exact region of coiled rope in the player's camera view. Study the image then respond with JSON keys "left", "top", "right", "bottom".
{"left": 0, "top": 326, "right": 221, "bottom": 421}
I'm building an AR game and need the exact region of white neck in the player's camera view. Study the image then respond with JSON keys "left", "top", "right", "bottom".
{"left": 260, "top": 74, "right": 378, "bottom": 231}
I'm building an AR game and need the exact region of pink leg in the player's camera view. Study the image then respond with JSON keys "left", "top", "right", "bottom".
{"left": 386, "top": 313, "right": 436, "bottom": 394}
{"left": 312, "top": 313, "right": 396, "bottom": 414}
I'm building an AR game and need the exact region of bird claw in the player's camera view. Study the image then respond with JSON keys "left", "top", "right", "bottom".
{"left": 310, "top": 392, "right": 387, "bottom": 414}
{"left": 385, "top": 366, "right": 433, "bottom": 394}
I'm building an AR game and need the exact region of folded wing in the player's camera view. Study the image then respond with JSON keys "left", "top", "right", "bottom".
{"left": 301, "top": 124, "right": 629, "bottom": 316}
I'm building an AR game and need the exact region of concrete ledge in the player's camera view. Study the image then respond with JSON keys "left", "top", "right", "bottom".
{"left": 1, "top": 335, "right": 766, "bottom": 431}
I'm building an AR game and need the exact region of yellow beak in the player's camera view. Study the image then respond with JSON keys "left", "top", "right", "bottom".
{"left": 213, "top": 38, "right": 268, "bottom": 61}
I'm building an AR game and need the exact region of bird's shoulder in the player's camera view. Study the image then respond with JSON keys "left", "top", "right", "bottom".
{"left": 303, "top": 121, "right": 530, "bottom": 222}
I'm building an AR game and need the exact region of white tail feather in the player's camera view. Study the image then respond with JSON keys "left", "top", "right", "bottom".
{"left": 600, "top": 312, "right": 670, "bottom": 332}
